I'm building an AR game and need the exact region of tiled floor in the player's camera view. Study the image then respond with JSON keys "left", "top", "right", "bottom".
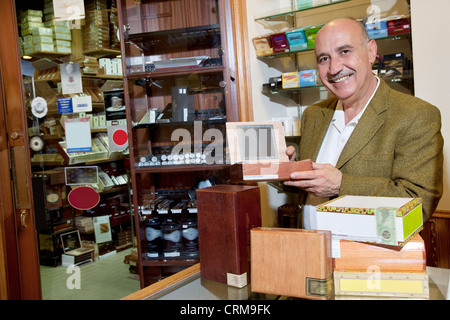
{"left": 40, "top": 248, "right": 141, "bottom": 300}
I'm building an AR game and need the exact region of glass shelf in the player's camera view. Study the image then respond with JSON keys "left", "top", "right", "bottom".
{"left": 254, "top": 0, "right": 350, "bottom": 21}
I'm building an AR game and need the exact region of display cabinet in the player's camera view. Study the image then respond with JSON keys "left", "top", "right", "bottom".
{"left": 117, "top": 0, "right": 239, "bottom": 287}
{"left": 15, "top": 0, "right": 133, "bottom": 266}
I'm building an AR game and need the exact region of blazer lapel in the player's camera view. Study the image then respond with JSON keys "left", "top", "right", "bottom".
{"left": 336, "top": 79, "right": 390, "bottom": 169}
{"left": 306, "top": 101, "right": 336, "bottom": 161}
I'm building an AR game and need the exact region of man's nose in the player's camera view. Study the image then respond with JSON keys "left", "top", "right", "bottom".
{"left": 329, "top": 57, "right": 343, "bottom": 76}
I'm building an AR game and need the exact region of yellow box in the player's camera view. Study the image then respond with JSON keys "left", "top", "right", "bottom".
{"left": 282, "top": 72, "right": 300, "bottom": 89}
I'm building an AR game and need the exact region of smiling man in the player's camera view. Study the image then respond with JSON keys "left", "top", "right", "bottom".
{"left": 284, "top": 18, "right": 443, "bottom": 229}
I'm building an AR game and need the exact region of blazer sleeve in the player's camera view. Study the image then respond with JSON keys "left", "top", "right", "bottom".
{"left": 339, "top": 100, "right": 443, "bottom": 222}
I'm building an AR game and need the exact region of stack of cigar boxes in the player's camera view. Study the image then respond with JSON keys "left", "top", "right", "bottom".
{"left": 333, "top": 233, "right": 428, "bottom": 299}
{"left": 84, "top": 0, "right": 110, "bottom": 52}
{"left": 317, "top": 195, "right": 429, "bottom": 299}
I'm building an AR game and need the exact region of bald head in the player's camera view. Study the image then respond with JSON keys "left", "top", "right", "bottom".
{"left": 316, "top": 18, "right": 370, "bottom": 48}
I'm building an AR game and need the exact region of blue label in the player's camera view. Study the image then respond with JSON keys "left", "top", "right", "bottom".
{"left": 58, "top": 97, "right": 73, "bottom": 113}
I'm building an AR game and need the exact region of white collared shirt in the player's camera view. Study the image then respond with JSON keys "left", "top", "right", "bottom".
{"left": 302, "top": 77, "right": 380, "bottom": 229}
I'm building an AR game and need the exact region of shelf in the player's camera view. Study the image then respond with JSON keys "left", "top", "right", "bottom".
{"left": 141, "top": 257, "right": 199, "bottom": 267}
{"left": 83, "top": 48, "right": 121, "bottom": 58}
{"left": 125, "top": 65, "right": 225, "bottom": 80}
{"left": 254, "top": 0, "right": 350, "bottom": 21}
{"left": 126, "top": 24, "right": 221, "bottom": 54}
{"left": 134, "top": 163, "right": 230, "bottom": 174}
{"left": 256, "top": 33, "right": 411, "bottom": 61}
{"left": 133, "top": 118, "right": 226, "bottom": 130}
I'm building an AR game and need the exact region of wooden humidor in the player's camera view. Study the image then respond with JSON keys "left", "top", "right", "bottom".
{"left": 196, "top": 185, "right": 261, "bottom": 288}
{"left": 250, "top": 227, "right": 333, "bottom": 300}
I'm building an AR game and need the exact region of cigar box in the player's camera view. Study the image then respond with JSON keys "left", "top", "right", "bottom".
{"left": 285, "top": 28, "right": 307, "bottom": 51}
{"left": 282, "top": 72, "right": 300, "bottom": 89}
{"left": 252, "top": 36, "right": 273, "bottom": 57}
{"left": 250, "top": 228, "right": 333, "bottom": 299}
{"left": 270, "top": 33, "right": 290, "bottom": 54}
{"left": 316, "top": 195, "right": 423, "bottom": 245}
{"left": 304, "top": 25, "right": 322, "bottom": 49}
{"left": 365, "top": 18, "right": 388, "bottom": 39}
{"left": 334, "top": 270, "right": 429, "bottom": 299}
{"left": 196, "top": 185, "right": 261, "bottom": 288}
{"left": 387, "top": 15, "right": 411, "bottom": 36}
{"left": 333, "top": 233, "right": 426, "bottom": 273}
{"left": 230, "top": 159, "right": 313, "bottom": 182}
{"left": 226, "top": 121, "right": 313, "bottom": 182}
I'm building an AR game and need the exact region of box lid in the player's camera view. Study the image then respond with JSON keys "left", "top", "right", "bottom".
{"left": 316, "top": 195, "right": 422, "bottom": 217}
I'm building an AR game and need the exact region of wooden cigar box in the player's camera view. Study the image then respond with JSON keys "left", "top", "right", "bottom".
{"left": 334, "top": 233, "right": 426, "bottom": 273}
{"left": 250, "top": 227, "right": 333, "bottom": 300}
{"left": 334, "top": 270, "right": 429, "bottom": 299}
{"left": 196, "top": 185, "right": 261, "bottom": 288}
{"left": 230, "top": 159, "right": 313, "bottom": 182}
{"left": 226, "top": 121, "right": 312, "bottom": 182}
{"left": 316, "top": 195, "right": 423, "bottom": 245}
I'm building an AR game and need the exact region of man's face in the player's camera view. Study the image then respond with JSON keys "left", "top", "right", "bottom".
{"left": 314, "top": 20, "right": 377, "bottom": 104}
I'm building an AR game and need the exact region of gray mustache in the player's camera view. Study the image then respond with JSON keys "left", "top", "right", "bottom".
{"left": 328, "top": 71, "right": 354, "bottom": 82}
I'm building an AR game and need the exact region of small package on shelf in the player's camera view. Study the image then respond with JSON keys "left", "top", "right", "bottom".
{"left": 387, "top": 15, "right": 411, "bottom": 36}
{"left": 299, "top": 69, "right": 317, "bottom": 87}
{"left": 297, "top": 0, "right": 330, "bottom": 10}
{"left": 57, "top": 138, "right": 109, "bottom": 165}
{"left": 270, "top": 32, "right": 290, "bottom": 54}
{"left": 282, "top": 72, "right": 300, "bottom": 89}
{"left": 365, "top": 18, "right": 388, "bottom": 39}
{"left": 252, "top": 35, "right": 273, "bottom": 56}
{"left": 304, "top": 25, "right": 323, "bottom": 49}
{"left": 380, "top": 52, "right": 405, "bottom": 78}
{"left": 285, "top": 28, "right": 308, "bottom": 51}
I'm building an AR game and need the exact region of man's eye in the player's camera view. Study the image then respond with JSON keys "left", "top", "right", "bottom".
{"left": 341, "top": 49, "right": 350, "bottom": 55}
{"left": 318, "top": 56, "right": 329, "bottom": 64}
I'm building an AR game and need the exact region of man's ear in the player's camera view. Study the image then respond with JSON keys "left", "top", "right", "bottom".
{"left": 367, "top": 39, "right": 378, "bottom": 64}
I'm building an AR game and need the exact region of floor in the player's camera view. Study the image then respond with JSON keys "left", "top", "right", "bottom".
{"left": 40, "top": 248, "right": 141, "bottom": 300}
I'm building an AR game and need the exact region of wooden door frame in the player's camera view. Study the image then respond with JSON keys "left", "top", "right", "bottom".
{"left": 228, "top": 0, "right": 254, "bottom": 122}
{"left": 0, "top": 0, "right": 42, "bottom": 300}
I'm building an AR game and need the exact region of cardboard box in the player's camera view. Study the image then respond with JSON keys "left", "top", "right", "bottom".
{"left": 251, "top": 227, "right": 333, "bottom": 299}
{"left": 365, "top": 19, "right": 388, "bottom": 39}
{"left": 252, "top": 36, "right": 273, "bottom": 56}
{"left": 299, "top": 69, "right": 317, "bottom": 87}
{"left": 285, "top": 28, "right": 307, "bottom": 51}
{"left": 316, "top": 195, "right": 423, "bottom": 245}
{"left": 304, "top": 25, "right": 322, "bottom": 49}
{"left": 57, "top": 138, "right": 108, "bottom": 165}
{"left": 226, "top": 121, "right": 312, "bottom": 182}
{"left": 196, "top": 185, "right": 261, "bottom": 288}
{"left": 270, "top": 33, "right": 290, "bottom": 54}
{"left": 387, "top": 16, "right": 411, "bottom": 36}
{"left": 333, "top": 233, "right": 426, "bottom": 272}
{"left": 334, "top": 270, "right": 429, "bottom": 299}
{"left": 282, "top": 72, "right": 300, "bottom": 89}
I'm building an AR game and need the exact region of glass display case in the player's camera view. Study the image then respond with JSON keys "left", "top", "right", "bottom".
{"left": 117, "top": 0, "right": 239, "bottom": 287}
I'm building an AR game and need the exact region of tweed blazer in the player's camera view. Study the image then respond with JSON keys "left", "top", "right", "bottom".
{"left": 298, "top": 79, "right": 443, "bottom": 222}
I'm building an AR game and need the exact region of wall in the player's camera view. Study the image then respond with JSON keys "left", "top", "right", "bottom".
{"left": 411, "top": 0, "right": 450, "bottom": 212}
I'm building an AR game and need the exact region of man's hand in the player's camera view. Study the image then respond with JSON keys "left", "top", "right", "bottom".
{"left": 284, "top": 162, "right": 342, "bottom": 198}
{"left": 286, "top": 146, "right": 297, "bottom": 161}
